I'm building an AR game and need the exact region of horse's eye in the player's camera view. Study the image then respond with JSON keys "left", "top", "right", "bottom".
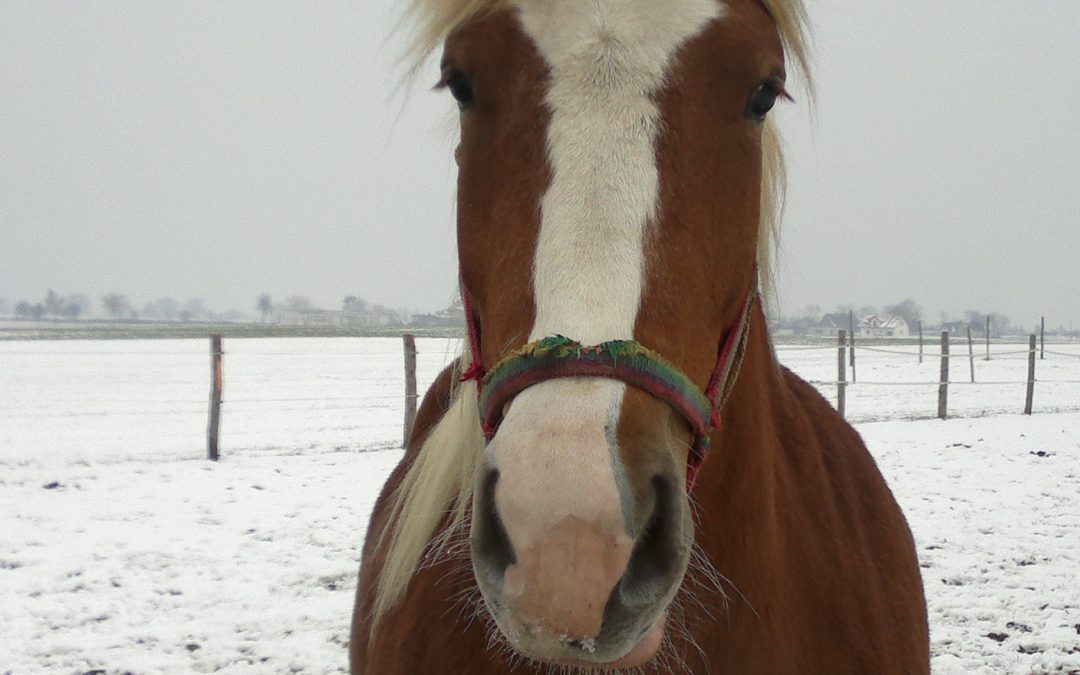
{"left": 441, "top": 70, "right": 475, "bottom": 110}
{"left": 746, "top": 83, "right": 779, "bottom": 122}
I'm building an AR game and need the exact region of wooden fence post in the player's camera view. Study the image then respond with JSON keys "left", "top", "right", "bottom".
{"left": 918, "top": 321, "right": 923, "bottom": 364}
{"left": 938, "top": 331, "right": 949, "bottom": 420}
{"left": 966, "top": 326, "right": 975, "bottom": 383}
{"left": 403, "top": 333, "right": 418, "bottom": 448}
{"left": 207, "top": 334, "right": 223, "bottom": 461}
{"left": 837, "top": 330, "right": 847, "bottom": 419}
{"left": 985, "top": 316, "right": 991, "bottom": 361}
{"left": 848, "top": 310, "right": 857, "bottom": 383}
{"left": 1040, "top": 317, "right": 1045, "bottom": 360}
{"left": 1025, "top": 334, "right": 1036, "bottom": 415}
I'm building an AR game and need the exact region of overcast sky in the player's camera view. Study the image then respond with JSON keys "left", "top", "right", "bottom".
{"left": 2, "top": 1, "right": 1077, "bottom": 329}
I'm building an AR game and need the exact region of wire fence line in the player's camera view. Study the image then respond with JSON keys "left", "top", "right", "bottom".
{"left": 1044, "top": 349, "right": 1080, "bottom": 359}
{"left": 808, "top": 379, "right": 1080, "bottom": 387}
{"left": 1, "top": 335, "right": 1078, "bottom": 463}
{"left": 788, "top": 330, "right": 1080, "bottom": 421}
{"left": 0, "top": 335, "right": 465, "bottom": 463}
{"left": 784, "top": 343, "right": 1080, "bottom": 358}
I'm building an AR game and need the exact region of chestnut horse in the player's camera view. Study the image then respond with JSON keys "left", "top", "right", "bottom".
{"left": 352, "top": 0, "right": 929, "bottom": 672}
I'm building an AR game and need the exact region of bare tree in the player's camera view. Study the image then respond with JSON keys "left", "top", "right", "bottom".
{"left": 342, "top": 295, "right": 369, "bottom": 315}
{"left": 0, "top": 297, "right": 9, "bottom": 316}
{"left": 369, "top": 303, "right": 402, "bottom": 326}
{"left": 142, "top": 297, "right": 180, "bottom": 320}
{"left": 183, "top": 298, "right": 211, "bottom": 321}
{"left": 44, "top": 289, "right": 65, "bottom": 320}
{"left": 256, "top": 294, "right": 273, "bottom": 322}
{"left": 64, "top": 294, "right": 92, "bottom": 320}
{"left": 16, "top": 301, "right": 45, "bottom": 320}
{"left": 286, "top": 296, "right": 315, "bottom": 312}
{"left": 885, "top": 299, "right": 923, "bottom": 326}
{"left": 102, "top": 293, "right": 132, "bottom": 318}
{"left": 964, "top": 310, "right": 1011, "bottom": 336}
{"left": 61, "top": 300, "right": 83, "bottom": 320}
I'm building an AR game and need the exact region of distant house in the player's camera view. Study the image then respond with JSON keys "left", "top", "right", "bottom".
{"left": 857, "top": 315, "right": 910, "bottom": 338}
{"left": 276, "top": 309, "right": 343, "bottom": 326}
{"left": 406, "top": 297, "right": 466, "bottom": 329}
{"left": 806, "top": 313, "right": 911, "bottom": 338}
{"left": 438, "top": 297, "right": 465, "bottom": 325}
{"left": 341, "top": 309, "right": 398, "bottom": 327}
{"left": 807, "top": 313, "right": 850, "bottom": 337}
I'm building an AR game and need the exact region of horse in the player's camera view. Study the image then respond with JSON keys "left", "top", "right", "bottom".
{"left": 351, "top": 0, "right": 929, "bottom": 672}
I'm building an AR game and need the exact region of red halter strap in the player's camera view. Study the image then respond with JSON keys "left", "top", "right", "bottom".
{"left": 460, "top": 279, "right": 757, "bottom": 490}
{"left": 461, "top": 281, "right": 485, "bottom": 383}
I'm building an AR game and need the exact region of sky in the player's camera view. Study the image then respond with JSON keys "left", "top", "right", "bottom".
{"left": 1, "top": 1, "right": 1078, "bottom": 329}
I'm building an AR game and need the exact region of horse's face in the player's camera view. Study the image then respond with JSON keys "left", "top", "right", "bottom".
{"left": 446, "top": 0, "right": 785, "bottom": 667}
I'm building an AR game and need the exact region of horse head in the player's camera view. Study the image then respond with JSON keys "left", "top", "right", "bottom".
{"left": 440, "top": 0, "right": 796, "bottom": 667}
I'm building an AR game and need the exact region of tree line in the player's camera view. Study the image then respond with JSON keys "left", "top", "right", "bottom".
{"left": 772, "top": 298, "right": 1067, "bottom": 337}
{"left": 0, "top": 290, "right": 445, "bottom": 327}
{"left": 2, "top": 291, "right": 1069, "bottom": 336}
{"left": 2, "top": 290, "right": 244, "bottom": 322}
{"left": 255, "top": 294, "right": 458, "bottom": 327}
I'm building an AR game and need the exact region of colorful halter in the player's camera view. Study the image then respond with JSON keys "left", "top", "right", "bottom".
{"left": 460, "top": 281, "right": 757, "bottom": 489}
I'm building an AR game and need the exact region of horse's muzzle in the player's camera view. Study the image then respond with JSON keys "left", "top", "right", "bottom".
{"left": 470, "top": 465, "right": 691, "bottom": 666}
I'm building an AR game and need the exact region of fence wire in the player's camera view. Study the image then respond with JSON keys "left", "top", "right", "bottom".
{"left": 2, "top": 337, "right": 1078, "bottom": 463}
{"left": 791, "top": 334, "right": 1079, "bottom": 421}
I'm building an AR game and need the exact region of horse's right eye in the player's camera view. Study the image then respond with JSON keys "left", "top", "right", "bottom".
{"left": 745, "top": 76, "right": 792, "bottom": 124}
{"left": 441, "top": 70, "right": 475, "bottom": 110}
{"left": 747, "top": 84, "right": 779, "bottom": 121}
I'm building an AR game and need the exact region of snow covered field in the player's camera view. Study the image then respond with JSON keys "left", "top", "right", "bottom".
{"left": 2, "top": 338, "right": 1078, "bottom": 673}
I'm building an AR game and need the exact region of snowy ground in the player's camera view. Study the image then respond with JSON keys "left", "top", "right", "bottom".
{"left": 1, "top": 338, "right": 1078, "bottom": 673}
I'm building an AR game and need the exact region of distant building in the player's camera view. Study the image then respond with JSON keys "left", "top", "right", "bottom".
{"left": 276, "top": 309, "right": 343, "bottom": 326}
{"left": 405, "top": 297, "right": 465, "bottom": 329}
{"left": 438, "top": 297, "right": 465, "bottom": 324}
{"left": 806, "top": 313, "right": 911, "bottom": 338}
{"left": 341, "top": 310, "right": 398, "bottom": 327}
{"left": 807, "top": 313, "right": 850, "bottom": 337}
{"left": 857, "top": 315, "right": 910, "bottom": 338}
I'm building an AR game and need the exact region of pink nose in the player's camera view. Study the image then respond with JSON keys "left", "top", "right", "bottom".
{"left": 471, "top": 467, "right": 688, "bottom": 664}
{"left": 502, "top": 516, "right": 634, "bottom": 639}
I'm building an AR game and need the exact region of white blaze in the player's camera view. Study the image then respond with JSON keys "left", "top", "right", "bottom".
{"left": 521, "top": 0, "right": 723, "bottom": 344}
{"left": 490, "top": 0, "right": 723, "bottom": 544}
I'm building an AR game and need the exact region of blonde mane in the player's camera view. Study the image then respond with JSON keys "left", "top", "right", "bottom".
{"left": 370, "top": 0, "right": 812, "bottom": 627}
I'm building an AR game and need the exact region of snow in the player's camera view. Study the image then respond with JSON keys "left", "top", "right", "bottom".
{"left": 860, "top": 415, "right": 1080, "bottom": 675}
{"left": 0, "top": 338, "right": 461, "bottom": 463}
{"left": 1, "top": 338, "right": 1078, "bottom": 673}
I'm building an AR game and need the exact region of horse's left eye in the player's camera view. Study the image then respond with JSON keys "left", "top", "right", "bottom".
{"left": 746, "top": 84, "right": 779, "bottom": 122}
{"left": 440, "top": 69, "right": 475, "bottom": 111}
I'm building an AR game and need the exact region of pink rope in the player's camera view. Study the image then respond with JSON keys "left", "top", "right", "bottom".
{"left": 460, "top": 282, "right": 485, "bottom": 383}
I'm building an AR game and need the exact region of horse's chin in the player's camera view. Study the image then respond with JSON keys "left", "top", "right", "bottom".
{"left": 602, "top": 616, "right": 666, "bottom": 670}
{"left": 545, "top": 615, "right": 666, "bottom": 672}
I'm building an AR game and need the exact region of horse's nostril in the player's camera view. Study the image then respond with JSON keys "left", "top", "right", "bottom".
{"left": 471, "top": 467, "right": 516, "bottom": 585}
{"left": 619, "top": 474, "right": 683, "bottom": 608}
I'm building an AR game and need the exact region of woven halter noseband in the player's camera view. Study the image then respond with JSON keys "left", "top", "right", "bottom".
{"left": 461, "top": 279, "right": 757, "bottom": 489}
